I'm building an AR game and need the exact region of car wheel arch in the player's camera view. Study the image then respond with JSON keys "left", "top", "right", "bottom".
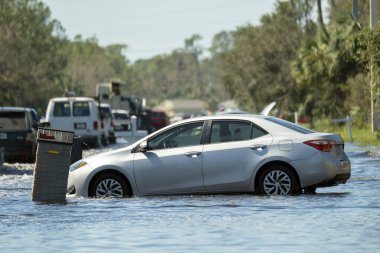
{"left": 88, "top": 169, "right": 133, "bottom": 197}
{"left": 253, "top": 160, "right": 301, "bottom": 193}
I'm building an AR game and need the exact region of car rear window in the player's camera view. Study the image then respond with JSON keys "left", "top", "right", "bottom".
{"left": 53, "top": 102, "right": 70, "bottom": 117}
{"left": 113, "top": 113, "right": 129, "bottom": 119}
{"left": 265, "top": 117, "right": 315, "bottom": 134}
{"left": 152, "top": 112, "right": 165, "bottom": 117}
{"left": 0, "top": 111, "right": 27, "bottom": 130}
{"left": 73, "top": 102, "right": 90, "bottom": 117}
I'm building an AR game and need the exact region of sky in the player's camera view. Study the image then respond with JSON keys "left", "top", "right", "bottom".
{"left": 42, "top": 0, "right": 278, "bottom": 62}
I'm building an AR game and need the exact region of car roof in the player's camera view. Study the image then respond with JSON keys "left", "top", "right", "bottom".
{"left": 49, "top": 97, "right": 96, "bottom": 102}
{"left": 214, "top": 109, "right": 251, "bottom": 115}
{"left": 0, "top": 106, "right": 30, "bottom": 112}
{"left": 174, "top": 114, "right": 268, "bottom": 124}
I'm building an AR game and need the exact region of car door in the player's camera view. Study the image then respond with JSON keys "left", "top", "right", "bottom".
{"left": 133, "top": 121, "right": 206, "bottom": 195}
{"left": 202, "top": 120, "right": 273, "bottom": 191}
{"left": 49, "top": 100, "right": 72, "bottom": 131}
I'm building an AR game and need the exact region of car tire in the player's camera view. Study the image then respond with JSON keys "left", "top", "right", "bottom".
{"left": 89, "top": 173, "right": 130, "bottom": 198}
{"left": 257, "top": 165, "right": 299, "bottom": 195}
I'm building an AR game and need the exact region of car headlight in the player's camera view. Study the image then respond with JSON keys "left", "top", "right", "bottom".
{"left": 70, "top": 161, "right": 88, "bottom": 172}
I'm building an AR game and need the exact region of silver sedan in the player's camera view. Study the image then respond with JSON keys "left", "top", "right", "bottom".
{"left": 67, "top": 115, "right": 351, "bottom": 197}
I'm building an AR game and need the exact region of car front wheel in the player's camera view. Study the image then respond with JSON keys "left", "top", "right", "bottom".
{"left": 90, "top": 173, "right": 130, "bottom": 198}
{"left": 257, "top": 165, "right": 299, "bottom": 195}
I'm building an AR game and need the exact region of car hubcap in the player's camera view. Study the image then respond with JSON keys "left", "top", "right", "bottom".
{"left": 96, "top": 178, "right": 124, "bottom": 198}
{"left": 263, "top": 170, "right": 291, "bottom": 195}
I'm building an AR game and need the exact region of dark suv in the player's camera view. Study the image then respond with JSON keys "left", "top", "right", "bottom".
{"left": 0, "top": 107, "right": 38, "bottom": 163}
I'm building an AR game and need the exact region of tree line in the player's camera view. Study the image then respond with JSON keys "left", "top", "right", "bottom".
{"left": 0, "top": 0, "right": 379, "bottom": 128}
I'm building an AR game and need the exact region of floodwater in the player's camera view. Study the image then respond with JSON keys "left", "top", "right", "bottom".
{"left": 0, "top": 143, "right": 379, "bottom": 252}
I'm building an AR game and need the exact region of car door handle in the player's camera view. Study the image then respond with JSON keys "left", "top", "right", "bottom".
{"left": 250, "top": 144, "right": 267, "bottom": 150}
{"left": 184, "top": 151, "right": 202, "bottom": 157}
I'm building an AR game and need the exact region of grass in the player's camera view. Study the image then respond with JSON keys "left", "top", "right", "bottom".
{"left": 313, "top": 121, "right": 380, "bottom": 146}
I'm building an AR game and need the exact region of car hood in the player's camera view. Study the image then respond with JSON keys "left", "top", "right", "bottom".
{"left": 80, "top": 145, "right": 134, "bottom": 165}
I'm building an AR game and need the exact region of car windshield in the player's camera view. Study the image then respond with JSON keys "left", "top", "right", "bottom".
{"left": 265, "top": 117, "right": 315, "bottom": 134}
{"left": 0, "top": 111, "right": 27, "bottom": 130}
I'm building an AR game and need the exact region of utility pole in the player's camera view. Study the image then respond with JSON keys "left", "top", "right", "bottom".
{"left": 370, "top": 0, "right": 379, "bottom": 132}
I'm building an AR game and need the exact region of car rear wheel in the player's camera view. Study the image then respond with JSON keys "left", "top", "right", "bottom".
{"left": 257, "top": 165, "right": 299, "bottom": 195}
{"left": 90, "top": 173, "right": 130, "bottom": 198}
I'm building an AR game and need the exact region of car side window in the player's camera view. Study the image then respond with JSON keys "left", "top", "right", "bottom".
{"left": 210, "top": 121, "right": 252, "bottom": 144}
{"left": 251, "top": 124, "right": 268, "bottom": 139}
{"left": 148, "top": 122, "right": 204, "bottom": 150}
{"left": 53, "top": 102, "right": 70, "bottom": 117}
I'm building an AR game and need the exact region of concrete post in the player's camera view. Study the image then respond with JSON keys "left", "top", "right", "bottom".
{"left": 131, "top": 115, "right": 137, "bottom": 138}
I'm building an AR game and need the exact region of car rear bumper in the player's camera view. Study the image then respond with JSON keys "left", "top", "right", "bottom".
{"left": 313, "top": 172, "right": 351, "bottom": 187}
{"left": 291, "top": 152, "right": 351, "bottom": 188}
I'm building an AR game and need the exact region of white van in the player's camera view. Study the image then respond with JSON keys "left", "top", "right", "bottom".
{"left": 45, "top": 97, "right": 101, "bottom": 147}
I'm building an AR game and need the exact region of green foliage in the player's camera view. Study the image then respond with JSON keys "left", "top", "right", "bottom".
{"left": 291, "top": 24, "right": 360, "bottom": 120}
{"left": 62, "top": 36, "right": 128, "bottom": 97}
{"left": 0, "top": 0, "right": 378, "bottom": 131}
{"left": 129, "top": 34, "right": 228, "bottom": 108}
{"left": 221, "top": 1, "right": 308, "bottom": 113}
{"left": 314, "top": 120, "right": 380, "bottom": 146}
{"left": 0, "top": 0, "right": 67, "bottom": 112}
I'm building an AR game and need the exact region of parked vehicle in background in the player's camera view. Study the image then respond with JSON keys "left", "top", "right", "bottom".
{"left": 28, "top": 108, "right": 39, "bottom": 125}
{"left": 0, "top": 107, "right": 38, "bottom": 162}
{"left": 67, "top": 115, "right": 351, "bottom": 198}
{"left": 99, "top": 103, "right": 116, "bottom": 144}
{"left": 45, "top": 97, "right": 100, "bottom": 147}
{"left": 112, "top": 109, "right": 130, "bottom": 132}
{"left": 150, "top": 110, "right": 168, "bottom": 131}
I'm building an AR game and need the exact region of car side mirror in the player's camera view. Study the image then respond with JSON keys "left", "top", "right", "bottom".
{"left": 137, "top": 141, "right": 148, "bottom": 153}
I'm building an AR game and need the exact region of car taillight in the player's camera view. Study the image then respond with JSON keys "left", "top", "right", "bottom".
{"left": 93, "top": 121, "right": 98, "bottom": 130}
{"left": 303, "top": 140, "right": 336, "bottom": 152}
